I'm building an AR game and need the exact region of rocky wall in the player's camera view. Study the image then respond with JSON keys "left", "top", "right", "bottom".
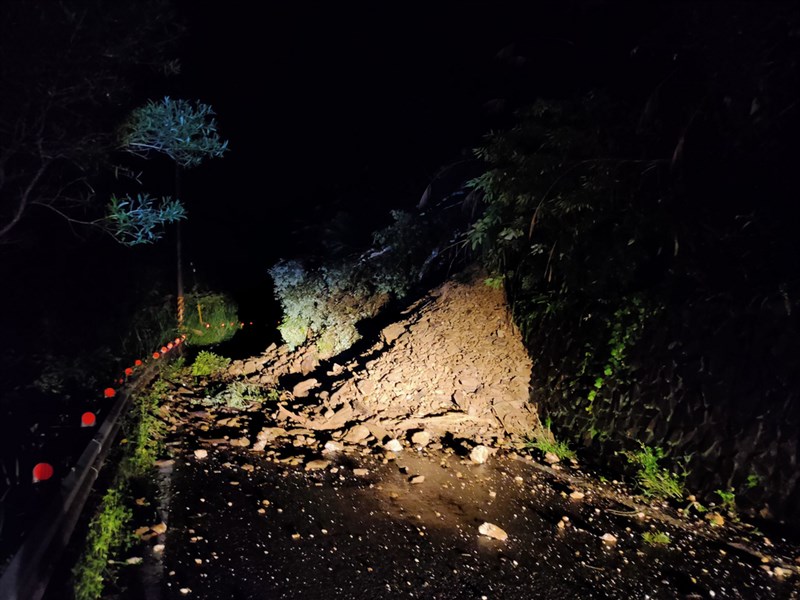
{"left": 535, "top": 293, "right": 800, "bottom": 524}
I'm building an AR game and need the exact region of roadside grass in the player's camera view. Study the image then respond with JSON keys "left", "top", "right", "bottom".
{"left": 72, "top": 367, "right": 170, "bottom": 600}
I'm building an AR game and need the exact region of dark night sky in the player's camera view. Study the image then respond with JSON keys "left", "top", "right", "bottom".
{"left": 171, "top": 1, "right": 650, "bottom": 287}
{"left": 6, "top": 1, "right": 779, "bottom": 360}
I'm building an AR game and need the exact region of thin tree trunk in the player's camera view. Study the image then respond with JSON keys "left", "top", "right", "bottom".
{"left": 175, "top": 166, "right": 184, "bottom": 329}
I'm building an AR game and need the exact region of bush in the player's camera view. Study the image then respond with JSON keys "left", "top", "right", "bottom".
{"left": 268, "top": 210, "right": 441, "bottom": 358}
{"left": 191, "top": 351, "right": 230, "bottom": 377}
{"left": 122, "top": 290, "right": 238, "bottom": 356}
{"left": 183, "top": 292, "right": 239, "bottom": 346}
{"left": 268, "top": 259, "right": 385, "bottom": 357}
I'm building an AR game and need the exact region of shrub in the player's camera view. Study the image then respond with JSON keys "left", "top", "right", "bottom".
{"left": 122, "top": 290, "right": 238, "bottom": 356}
{"left": 191, "top": 351, "right": 230, "bottom": 377}
{"left": 183, "top": 291, "right": 239, "bottom": 346}
{"left": 268, "top": 210, "right": 441, "bottom": 358}
{"left": 268, "top": 259, "right": 385, "bottom": 357}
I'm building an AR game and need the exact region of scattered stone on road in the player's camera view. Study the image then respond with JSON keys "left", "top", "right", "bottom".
{"left": 478, "top": 522, "right": 508, "bottom": 541}
{"left": 304, "top": 459, "right": 330, "bottom": 471}
{"left": 193, "top": 449, "right": 208, "bottom": 459}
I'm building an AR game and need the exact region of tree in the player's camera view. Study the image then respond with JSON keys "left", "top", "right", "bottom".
{"left": 0, "top": 0, "right": 182, "bottom": 244}
{"left": 118, "top": 96, "right": 229, "bottom": 326}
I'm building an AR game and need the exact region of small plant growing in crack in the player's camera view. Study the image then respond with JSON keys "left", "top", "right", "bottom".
{"left": 622, "top": 443, "right": 686, "bottom": 501}
{"left": 642, "top": 530, "right": 671, "bottom": 546}
{"left": 526, "top": 418, "right": 576, "bottom": 461}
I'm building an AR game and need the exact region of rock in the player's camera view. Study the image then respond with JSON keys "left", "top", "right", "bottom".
{"left": 343, "top": 424, "right": 371, "bottom": 444}
{"left": 230, "top": 437, "right": 250, "bottom": 447}
{"left": 470, "top": 445, "right": 490, "bottom": 464}
{"left": 292, "top": 378, "right": 319, "bottom": 398}
{"left": 569, "top": 490, "right": 585, "bottom": 500}
{"left": 352, "top": 468, "right": 369, "bottom": 477}
{"left": 356, "top": 379, "right": 377, "bottom": 396}
{"left": 706, "top": 512, "right": 725, "bottom": 527}
{"left": 312, "top": 402, "right": 354, "bottom": 431}
{"left": 459, "top": 376, "right": 481, "bottom": 394}
{"left": 153, "top": 544, "right": 165, "bottom": 554}
{"left": 323, "top": 440, "right": 344, "bottom": 453}
{"left": 305, "top": 459, "right": 330, "bottom": 471}
{"left": 243, "top": 360, "right": 260, "bottom": 375}
{"left": 364, "top": 420, "right": 391, "bottom": 444}
{"left": 410, "top": 430, "right": 431, "bottom": 447}
{"left": 384, "top": 439, "right": 403, "bottom": 453}
{"left": 601, "top": 533, "right": 617, "bottom": 545}
{"left": 409, "top": 475, "right": 425, "bottom": 484}
{"left": 544, "top": 452, "right": 560, "bottom": 464}
{"left": 151, "top": 522, "right": 168, "bottom": 534}
{"left": 257, "top": 427, "right": 286, "bottom": 442}
{"left": 773, "top": 566, "right": 790, "bottom": 579}
{"left": 381, "top": 323, "right": 406, "bottom": 344}
{"left": 134, "top": 526, "right": 150, "bottom": 538}
{"left": 478, "top": 522, "right": 508, "bottom": 542}
{"left": 300, "top": 353, "right": 318, "bottom": 376}
{"left": 193, "top": 449, "right": 208, "bottom": 459}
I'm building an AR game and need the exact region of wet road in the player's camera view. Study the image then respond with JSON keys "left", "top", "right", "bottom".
{"left": 159, "top": 446, "right": 797, "bottom": 600}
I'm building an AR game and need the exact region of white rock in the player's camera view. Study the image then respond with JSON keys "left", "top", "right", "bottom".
{"left": 478, "top": 522, "right": 508, "bottom": 541}
{"left": 601, "top": 533, "right": 618, "bottom": 545}
{"left": 193, "top": 449, "right": 208, "bottom": 459}
{"left": 569, "top": 490, "right": 585, "bottom": 500}
{"left": 352, "top": 468, "right": 369, "bottom": 477}
{"left": 323, "top": 440, "right": 344, "bottom": 453}
{"left": 411, "top": 430, "right": 431, "bottom": 447}
{"left": 384, "top": 439, "right": 403, "bottom": 453}
{"left": 470, "top": 445, "right": 490, "bottom": 464}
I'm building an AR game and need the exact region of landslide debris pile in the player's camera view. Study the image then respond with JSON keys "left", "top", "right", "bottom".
{"left": 164, "top": 269, "right": 539, "bottom": 457}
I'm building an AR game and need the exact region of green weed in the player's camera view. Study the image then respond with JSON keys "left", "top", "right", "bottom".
{"left": 623, "top": 444, "right": 685, "bottom": 501}
{"left": 715, "top": 488, "right": 737, "bottom": 513}
{"left": 72, "top": 484, "right": 133, "bottom": 600}
{"left": 642, "top": 530, "right": 671, "bottom": 546}
{"left": 527, "top": 418, "right": 576, "bottom": 461}
{"left": 745, "top": 473, "right": 760, "bottom": 490}
{"left": 191, "top": 350, "right": 230, "bottom": 377}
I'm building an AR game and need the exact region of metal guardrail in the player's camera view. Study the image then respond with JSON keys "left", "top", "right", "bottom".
{"left": 0, "top": 358, "right": 165, "bottom": 600}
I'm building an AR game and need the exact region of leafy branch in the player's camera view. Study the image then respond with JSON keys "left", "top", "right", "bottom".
{"left": 119, "top": 97, "right": 229, "bottom": 168}
{"left": 106, "top": 193, "right": 186, "bottom": 246}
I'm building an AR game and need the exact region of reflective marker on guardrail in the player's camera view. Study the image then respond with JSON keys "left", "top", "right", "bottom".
{"left": 32, "top": 463, "right": 54, "bottom": 483}
{"left": 81, "top": 412, "right": 96, "bottom": 428}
